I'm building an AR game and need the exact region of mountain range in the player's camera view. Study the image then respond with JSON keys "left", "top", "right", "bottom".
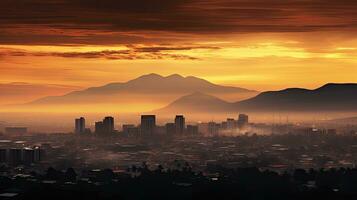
{"left": 11, "top": 73, "right": 357, "bottom": 114}
{"left": 24, "top": 73, "right": 257, "bottom": 107}
{"left": 156, "top": 83, "right": 357, "bottom": 113}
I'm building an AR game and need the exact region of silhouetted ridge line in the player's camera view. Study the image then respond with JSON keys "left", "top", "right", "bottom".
{"left": 156, "top": 83, "right": 357, "bottom": 113}
{"left": 154, "top": 92, "right": 233, "bottom": 113}
{"left": 235, "top": 83, "right": 357, "bottom": 111}
{"left": 25, "top": 73, "right": 256, "bottom": 105}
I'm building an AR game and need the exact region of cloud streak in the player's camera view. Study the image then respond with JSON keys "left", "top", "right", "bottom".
{"left": 0, "top": 45, "right": 216, "bottom": 60}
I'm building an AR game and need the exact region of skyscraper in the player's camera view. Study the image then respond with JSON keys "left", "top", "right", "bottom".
{"left": 95, "top": 121, "right": 104, "bottom": 134}
{"left": 208, "top": 122, "right": 219, "bottom": 136}
{"left": 95, "top": 116, "right": 115, "bottom": 136}
{"left": 175, "top": 115, "right": 185, "bottom": 134}
{"left": 238, "top": 114, "right": 249, "bottom": 128}
{"left": 23, "top": 147, "right": 35, "bottom": 165}
{"left": 75, "top": 117, "right": 85, "bottom": 134}
{"left": 141, "top": 115, "right": 156, "bottom": 135}
{"left": 227, "top": 118, "right": 236, "bottom": 130}
{"left": 103, "top": 116, "right": 115, "bottom": 133}
{"left": 34, "top": 146, "right": 42, "bottom": 162}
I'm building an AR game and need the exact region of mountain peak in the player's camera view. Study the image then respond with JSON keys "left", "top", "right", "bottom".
{"left": 185, "top": 75, "right": 203, "bottom": 80}
{"left": 127, "top": 73, "right": 164, "bottom": 84}
{"left": 154, "top": 92, "right": 232, "bottom": 113}
{"left": 27, "top": 73, "right": 257, "bottom": 106}
{"left": 166, "top": 74, "right": 184, "bottom": 79}
{"left": 137, "top": 73, "right": 163, "bottom": 79}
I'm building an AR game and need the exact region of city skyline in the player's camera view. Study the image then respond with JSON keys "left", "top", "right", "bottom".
{"left": 2, "top": 1, "right": 357, "bottom": 199}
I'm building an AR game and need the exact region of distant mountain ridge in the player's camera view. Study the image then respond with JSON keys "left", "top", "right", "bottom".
{"left": 27, "top": 73, "right": 257, "bottom": 105}
{"left": 155, "top": 83, "right": 357, "bottom": 113}
{"left": 155, "top": 92, "right": 233, "bottom": 113}
{"left": 235, "top": 83, "right": 357, "bottom": 111}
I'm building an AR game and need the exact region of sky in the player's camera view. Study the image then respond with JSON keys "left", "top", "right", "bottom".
{"left": 1, "top": 0, "right": 357, "bottom": 105}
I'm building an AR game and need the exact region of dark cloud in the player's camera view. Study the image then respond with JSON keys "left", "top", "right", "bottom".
{"left": 133, "top": 45, "right": 220, "bottom": 52}
{"left": 44, "top": 50, "right": 199, "bottom": 60}
{"left": 1, "top": 0, "right": 357, "bottom": 45}
{"left": 0, "top": 45, "right": 205, "bottom": 60}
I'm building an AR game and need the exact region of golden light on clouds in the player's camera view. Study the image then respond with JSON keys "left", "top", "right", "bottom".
{"left": 1, "top": 36, "right": 357, "bottom": 94}
{"left": 1, "top": 0, "right": 357, "bottom": 108}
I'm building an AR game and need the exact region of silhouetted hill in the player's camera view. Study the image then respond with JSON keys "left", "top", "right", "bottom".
{"left": 28, "top": 73, "right": 256, "bottom": 105}
{"left": 155, "top": 92, "right": 233, "bottom": 113}
{"left": 156, "top": 83, "right": 357, "bottom": 114}
{"left": 235, "top": 83, "right": 357, "bottom": 111}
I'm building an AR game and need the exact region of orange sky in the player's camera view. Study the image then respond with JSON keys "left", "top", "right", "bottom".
{"left": 1, "top": 0, "right": 357, "bottom": 105}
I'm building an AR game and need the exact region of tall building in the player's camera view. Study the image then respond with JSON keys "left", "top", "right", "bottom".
{"left": 0, "top": 147, "right": 43, "bottom": 165}
{"left": 75, "top": 117, "right": 86, "bottom": 134}
{"left": 141, "top": 115, "right": 156, "bottom": 135}
{"left": 95, "top": 116, "right": 115, "bottom": 136}
{"left": 95, "top": 121, "right": 104, "bottom": 134}
{"left": 103, "top": 116, "right": 115, "bottom": 133}
{"left": 208, "top": 122, "right": 219, "bottom": 136}
{"left": 34, "top": 146, "right": 42, "bottom": 162}
{"left": 238, "top": 114, "right": 249, "bottom": 128}
{"left": 23, "top": 148, "right": 35, "bottom": 165}
{"left": 227, "top": 118, "right": 236, "bottom": 130}
{"left": 175, "top": 115, "right": 185, "bottom": 134}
